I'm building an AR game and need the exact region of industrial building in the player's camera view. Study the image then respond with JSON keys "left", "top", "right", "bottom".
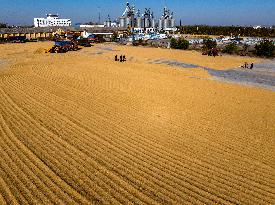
{"left": 117, "top": 2, "right": 156, "bottom": 31}
{"left": 34, "top": 14, "right": 72, "bottom": 27}
{"left": 158, "top": 7, "right": 176, "bottom": 32}
{"left": 105, "top": 2, "right": 176, "bottom": 33}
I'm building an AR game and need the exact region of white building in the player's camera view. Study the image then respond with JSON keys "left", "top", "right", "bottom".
{"left": 80, "top": 24, "right": 105, "bottom": 28}
{"left": 34, "top": 14, "right": 71, "bottom": 27}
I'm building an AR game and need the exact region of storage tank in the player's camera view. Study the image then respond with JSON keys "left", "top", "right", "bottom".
{"left": 144, "top": 18, "right": 150, "bottom": 28}
{"left": 126, "top": 17, "right": 131, "bottom": 27}
{"left": 106, "top": 21, "right": 111, "bottom": 27}
{"left": 159, "top": 19, "right": 163, "bottom": 30}
{"left": 151, "top": 19, "right": 156, "bottom": 28}
{"left": 119, "top": 17, "right": 125, "bottom": 28}
{"left": 171, "top": 19, "right": 175, "bottom": 28}
{"left": 137, "top": 17, "right": 142, "bottom": 28}
{"left": 164, "top": 19, "right": 169, "bottom": 30}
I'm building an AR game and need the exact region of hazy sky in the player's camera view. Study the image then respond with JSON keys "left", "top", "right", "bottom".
{"left": 0, "top": 0, "right": 275, "bottom": 26}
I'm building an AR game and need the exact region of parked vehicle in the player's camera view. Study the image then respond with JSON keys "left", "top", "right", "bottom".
{"left": 76, "top": 38, "right": 92, "bottom": 47}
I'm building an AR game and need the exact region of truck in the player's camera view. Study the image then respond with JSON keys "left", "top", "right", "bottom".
{"left": 76, "top": 38, "right": 92, "bottom": 47}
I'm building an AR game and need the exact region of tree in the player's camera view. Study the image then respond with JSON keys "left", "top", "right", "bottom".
{"left": 177, "top": 25, "right": 275, "bottom": 38}
{"left": 177, "top": 38, "right": 189, "bottom": 50}
{"left": 240, "top": 44, "right": 249, "bottom": 56}
{"left": 0, "top": 22, "right": 7, "bottom": 28}
{"left": 254, "top": 40, "right": 275, "bottom": 57}
{"left": 202, "top": 38, "right": 217, "bottom": 51}
{"left": 111, "top": 32, "right": 118, "bottom": 42}
{"left": 170, "top": 38, "right": 178, "bottom": 49}
{"left": 223, "top": 42, "right": 238, "bottom": 55}
{"left": 170, "top": 38, "right": 189, "bottom": 50}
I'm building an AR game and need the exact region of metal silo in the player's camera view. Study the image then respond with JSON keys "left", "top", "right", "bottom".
{"left": 137, "top": 17, "right": 142, "bottom": 28}
{"left": 151, "top": 19, "right": 155, "bottom": 28}
{"left": 125, "top": 17, "right": 130, "bottom": 27}
{"left": 106, "top": 21, "right": 111, "bottom": 27}
{"left": 144, "top": 18, "right": 150, "bottom": 28}
{"left": 171, "top": 19, "right": 175, "bottom": 28}
{"left": 164, "top": 19, "right": 169, "bottom": 30}
{"left": 159, "top": 19, "right": 163, "bottom": 30}
{"left": 119, "top": 17, "right": 125, "bottom": 28}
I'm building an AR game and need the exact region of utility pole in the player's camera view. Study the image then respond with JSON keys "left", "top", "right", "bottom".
{"left": 97, "top": 6, "right": 101, "bottom": 24}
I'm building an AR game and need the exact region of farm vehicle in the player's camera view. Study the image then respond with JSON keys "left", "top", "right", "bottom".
{"left": 45, "top": 40, "right": 79, "bottom": 53}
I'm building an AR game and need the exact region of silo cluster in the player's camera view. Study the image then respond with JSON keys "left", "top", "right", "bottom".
{"left": 105, "top": 2, "right": 176, "bottom": 32}
{"left": 158, "top": 7, "right": 175, "bottom": 31}
{"left": 115, "top": 2, "right": 156, "bottom": 29}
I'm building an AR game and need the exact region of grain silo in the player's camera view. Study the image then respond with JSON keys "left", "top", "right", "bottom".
{"left": 105, "top": 15, "right": 112, "bottom": 27}
{"left": 158, "top": 6, "right": 176, "bottom": 32}
{"left": 137, "top": 17, "right": 142, "bottom": 28}
{"left": 119, "top": 17, "right": 126, "bottom": 28}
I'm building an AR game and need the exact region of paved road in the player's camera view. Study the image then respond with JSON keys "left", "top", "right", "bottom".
{"left": 150, "top": 58, "right": 275, "bottom": 91}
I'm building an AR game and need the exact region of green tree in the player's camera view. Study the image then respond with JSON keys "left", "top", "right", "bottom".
{"left": 240, "top": 44, "right": 249, "bottom": 56}
{"left": 202, "top": 38, "right": 217, "bottom": 52}
{"left": 177, "top": 38, "right": 189, "bottom": 50}
{"left": 177, "top": 25, "right": 275, "bottom": 38}
{"left": 223, "top": 42, "right": 238, "bottom": 55}
{"left": 111, "top": 32, "right": 118, "bottom": 42}
{"left": 170, "top": 38, "right": 189, "bottom": 50}
{"left": 255, "top": 40, "right": 275, "bottom": 57}
{"left": 170, "top": 38, "right": 178, "bottom": 49}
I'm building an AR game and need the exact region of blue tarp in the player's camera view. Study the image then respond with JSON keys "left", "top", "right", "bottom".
{"left": 55, "top": 41, "right": 73, "bottom": 46}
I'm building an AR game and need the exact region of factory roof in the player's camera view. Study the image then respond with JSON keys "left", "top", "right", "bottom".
{"left": 0, "top": 27, "right": 127, "bottom": 34}
{"left": 0, "top": 27, "right": 75, "bottom": 34}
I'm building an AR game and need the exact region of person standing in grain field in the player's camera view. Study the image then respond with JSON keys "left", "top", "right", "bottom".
{"left": 250, "top": 63, "right": 254, "bottom": 69}
{"left": 244, "top": 62, "right": 248, "bottom": 68}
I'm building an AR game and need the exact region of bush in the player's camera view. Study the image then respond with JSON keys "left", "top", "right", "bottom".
{"left": 240, "top": 44, "right": 249, "bottom": 56}
{"left": 171, "top": 38, "right": 178, "bottom": 49}
{"left": 111, "top": 33, "right": 118, "bottom": 42}
{"left": 132, "top": 39, "right": 148, "bottom": 46}
{"left": 223, "top": 42, "right": 238, "bottom": 54}
{"left": 255, "top": 40, "right": 275, "bottom": 57}
{"left": 170, "top": 38, "right": 189, "bottom": 50}
{"left": 202, "top": 38, "right": 217, "bottom": 50}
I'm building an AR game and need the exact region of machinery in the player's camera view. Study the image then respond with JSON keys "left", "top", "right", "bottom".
{"left": 45, "top": 40, "right": 78, "bottom": 53}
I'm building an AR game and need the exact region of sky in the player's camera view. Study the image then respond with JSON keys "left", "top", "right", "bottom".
{"left": 0, "top": 0, "right": 275, "bottom": 26}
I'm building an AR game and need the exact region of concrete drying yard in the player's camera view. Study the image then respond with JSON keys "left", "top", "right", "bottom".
{"left": 0, "top": 42, "right": 274, "bottom": 204}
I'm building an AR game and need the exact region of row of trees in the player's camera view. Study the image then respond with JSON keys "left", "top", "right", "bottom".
{"left": 170, "top": 37, "right": 275, "bottom": 57}
{"left": 178, "top": 25, "right": 275, "bottom": 38}
{"left": 0, "top": 22, "right": 7, "bottom": 28}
